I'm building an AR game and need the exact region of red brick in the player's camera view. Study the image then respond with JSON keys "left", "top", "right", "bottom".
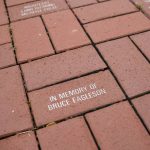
{"left": 133, "top": 94, "right": 150, "bottom": 131}
{"left": 29, "top": 71, "right": 125, "bottom": 126}
{"left": 0, "top": 25, "right": 11, "bottom": 45}
{"left": 42, "top": 10, "right": 90, "bottom": 52}
{"left": 131, "top": 0, "right": 150, "bottom": 18}
{"left": 130, "top": 31, "right": 150, "bottom": 60}
{"left": 6, "top": 0, "right": 36, "bottom": 6}
{"left": 0, "top": 66, "right": 33, "bottom": 137}
{"left": 0, "top": 43, "right": 16, "bottom": 69}
{"left": 97, "top": 37, "right": 150, "bottom": 97}
{"left": 84, "top": 12, "right": 150, "bottom": 43}
{"left": 37, "top": 117, "right": 97, "bottom": 150}
{"left": 0, "top": 132, "right": 38, "bottom": 150}
{"left": 8, "top": 0, "right": 68, "bottom": 21}
{"left": 11, "top": 17, "right": 54, "bottom": 63}
{"left": 21, "top": 45, "right": 106, "bottom": 91}
{"left": 0, "top": 0, "right": 9, "bottom": 25}
{"left": 86, "top": 102, "right": 150, "bottom": 150}
{"left": 74, "top": 0, "right": 137, "bottom": 24}
{"left": 66, "top": 0, "right": 97, "bottom": 8}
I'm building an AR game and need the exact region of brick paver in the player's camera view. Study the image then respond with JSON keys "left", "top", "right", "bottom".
{"left": 0, "top": 0, "right": 150, "bottom": 149}
{"left": 131, "top": 0, "right": 150, "bottom": 18}
{"left": 29, "top": 71, "right": 124, "bottom": 126}
{"left": 0, "top": 132, "right": 38, "bottom": 150}
{"left": 0, "top": 25, "right": 11, "bottom": 45}
{"left": 74, "top": 0, "right": 137, "bottom": 24}
{"left": 37, "top": 117, "right": 97, "bottom": 150}
{"left": 133, "top": 94, "right": 150, "bottom": 131}
{"left": 8, "top": 0, "right": 68, "bottom": 21}
{"left": 0, "top": 0, "right": 9, "bottom": 26}
{"left": 131, "top": 31, "right": 150, "bottom": 60}
{"left": 0, "top": 66, "right": 33, "bottom": 137}
{"left": 21, "top": 45, "right": 106, "bottom": 91}
{"left": 86, "top": 102, "right": 150, "bottom": 150}
{"left": 11, "top": 17, "right": 54, "bottom": 63}
{"left": 97, "top": 37, "right": 150, "bottom": 97}
{"left": 42, "top": 10, "right": 90, "bottom": 52}
{"left": 0, "top": 43, "right": 16, "bottom": 69}
{"left": 66, "top": 0, "right": 97, "bottom": 8}
{"left": 84, "top": 12, "right": 150, "bottom": 43}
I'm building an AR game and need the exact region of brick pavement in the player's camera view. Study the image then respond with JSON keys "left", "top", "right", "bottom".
{"left": 0, "top": 0, "right": 150, "bottom": 149}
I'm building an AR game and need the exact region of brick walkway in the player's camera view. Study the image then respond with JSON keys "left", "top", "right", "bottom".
{"left": 0, "top": 0, "right": 150, "bottom": 149}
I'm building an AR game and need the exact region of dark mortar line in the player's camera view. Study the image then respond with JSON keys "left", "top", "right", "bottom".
{"left": 0, "top": 99, "right": 126, "bottom": 141}
{"left": 66, "top": 0, "right": 129, "bottom": 100}
{"left": 0, "top": 63, "right": 17, "bottom": 70}
{"left": 28, "top": 68, "right": 108, "bottom": 92}
{"left": 66, "top": 1, "right": 150, "bottom": 135}
{"left": 130, "top": 91, "right": 150, "bottom": 100}
{"left": 40, "top": 16, "right": 56, "bottom": 54}
{"left": 3, "top": 2, "right": 42, "bottom": 149}
{"left": 17, "top": 43, "right": 91, "bottom": 65}
{"left": 82, "top": 10, "right": 139, "bottom": 25}
{"left": 129, "top": 36, "right": 150, "bottom": 63}
{"left": 0, "top": 42, "right": 11, "bottom": 46}
{"left": 127, "top": 99, "right": 150, "bottom": 135}
{"left": 84, "top": 116, "right": 101, "bottom": 150}
{"left": 94, "top": 28, "right": 150, "bottom": 45}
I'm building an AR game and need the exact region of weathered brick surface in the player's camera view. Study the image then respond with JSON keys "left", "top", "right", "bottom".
{"left": 37, "top": 117, "right": 97, "bottom": 150}
{"left": 0, "top": 25, "right": 11, "bottom": 45}
{"left": 133, "top": 94, "right": 150, "bottom": 131}
{"left": 11, "top": 17, "right": 54, "bottom": 63}
{"left": 66, "top": 0, "right": 97, "bottom": 8}
{"left": 42, "top": 10, "right": 90, "bottom": 52}
{"left": 0, "top": 66, "right": 33, "bottom": 137}
{"left": 8, "top": 0, "right": 68, "bottom": 21}
{"left": 131, "top": 31, "right": 150, "bottom": 60}
{"left": 97, "top": 37, "right": 150, "bottom": 97}
{"left": 74, "top": 0, "right": 137, "bottom": 24}
{"left": 86, "top": 102, "right": 150, "bottom": 150}
{"left": 6, "top": 0, "right": 36, "bottom": 6}
{"left": 0, "top": 0, "right": 9, "bottom": 25}
{"left": 0, "top": 43, "right": 16, "bottom": 69}
{"left": 84, "top": 12, "right": 150, "bottom": 43}
{"left": 29, "top": 71, "right": 125, "bottom": 126}
{"left": 0, "top": 132, "right": 38, "bottom": 150}
{"left": 21, "top": 45, "right": 106, "bottom": 91}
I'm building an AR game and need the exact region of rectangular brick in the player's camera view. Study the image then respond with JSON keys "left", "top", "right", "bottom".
{"left": 0, "top": 43, "right": 16, "bottom": 69}
{"left": 42, "top": 10, "right": 90, "bottom": 52}
{"left": 37, "top": 117, "right": 97, "bottom": 150}
{"left": 0, "top": 0, "right": 9, "bottom": 25}
{"left": 0, "top": 25, "right": 11, "bottom": 45}
{"left": 21, "top": 45, "right": 106, "bottom": 91}
{"left": 0, "top": 132, "right": 38, "bottom": 150}
{"left": 84, "top": 12, "right": 150, "bottom": 43}
{"left": 0, "top": 66, "right": 33, "bottom": 137}
{"left": 66, "top": 0, "right": 97, "bottom": 8}
{"left": 130, "top": 31, "right": 150, "bottom": 60}
{"left": 29, "top": 71, "right": 125, "bottom": 126}
{"left": 97, "top": 37, "right": 150, "bottom": 97}
{"left": 86, "top": 102, "right": 150, "bottom": 150}
{"left": 8, "top": 0, "right": 68, "bottom": 21}
{"left": 74, "top": 0, "right": 137, "bottom": 24}
{"left": 6, "top": 0, "right": 36, "bottom": 6}
{"left": 131, "top": 0, "right": 150, "bottom": 18}
{"left": 11, "top": 17, "right": 54, "bottom": 63}
{"left": 132, "top": 94, "right": 150, "bottom": 132}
